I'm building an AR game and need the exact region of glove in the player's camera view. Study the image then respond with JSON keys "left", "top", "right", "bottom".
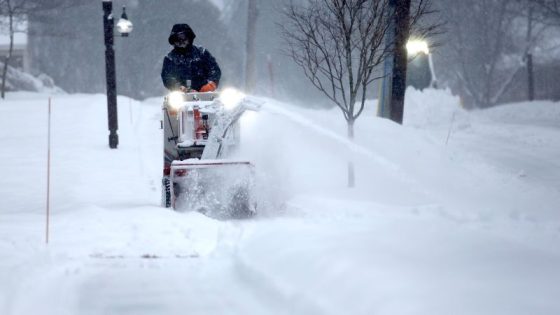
{"left": 179, "top": 86, "right": 195, "bottom": 93}
{"left": 199, "top": 81, "right": 217, "bottom": 92}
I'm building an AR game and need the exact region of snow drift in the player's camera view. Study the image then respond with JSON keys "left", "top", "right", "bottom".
{"left": 0, "top": 88, "right": 559, "bottom": 315}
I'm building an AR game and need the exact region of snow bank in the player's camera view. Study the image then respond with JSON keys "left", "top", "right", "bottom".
{"left": 476, "top": 100, "right": 560, "bottom": 125}
{"left": 401, "top": 87, "right": 479, "bottom": 140}
{"left": 1, "top": 89, "right": 559, "bottom": 315}
{"left": 238, "top": 88, "right": 560, "bottom": 220}
{"left": 4, "top": 66, "right": 63, "bottom": 94}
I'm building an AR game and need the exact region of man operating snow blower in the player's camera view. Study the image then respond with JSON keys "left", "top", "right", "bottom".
{"left": 160, "top": 23, "right": 260, "bottom": 219}
{"left": 161, "top": 23, "right": 221, "bottom": 93}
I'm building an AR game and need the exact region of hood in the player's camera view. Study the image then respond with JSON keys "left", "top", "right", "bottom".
{"left": 168, "top": 23, "right": 196, "bottom": 46}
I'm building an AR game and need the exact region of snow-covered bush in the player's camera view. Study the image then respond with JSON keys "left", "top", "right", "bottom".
{"left": 4, "top": 66, "right": 64, "bottom": 94}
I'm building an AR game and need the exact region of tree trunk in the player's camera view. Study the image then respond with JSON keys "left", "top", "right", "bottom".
{"left": 267, "top": 54, "right": 275, "bottom": 96}
{"left": 389, "top": 0, "right": 412, "bottom": 124}
{"left": 1, "top": 56, "right": 9, "bottom": 99}
{"left": 1, "top": 4, "right": 14, "bottom": 99}
{"left": 245, "top": 0, "right": 258, "bottom": 93}
{"left": 527, "top": 4, "right": 535, "bottom": 101}
{"left": 347, "top": 120, "right": 355, "bottom": 188}
{"left": 527, "top": 53, "right": 534, "bottom": 101}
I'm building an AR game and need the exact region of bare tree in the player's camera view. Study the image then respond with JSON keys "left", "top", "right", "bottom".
{"left": 442, "top": 0, "right": 537, "bottom": 107}
{"left": 439, "top": 0, "right": 550, "bottom": 107}
{"left": 508, "top": 0, "right": 553, "bottom": 101}
{"left": 535, "top": 0, "right": 560, "bottom": 20}
{"left": 0, "top": 0, "right": 86, "bottom": 98}
{"left": 281, "top": 0, "right": 435, "bottom": 187}
{"left": 1, "top": 0, "right": 20, "bottom": 98}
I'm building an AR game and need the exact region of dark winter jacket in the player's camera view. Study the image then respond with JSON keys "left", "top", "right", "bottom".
{"left": 161, "top": 24, "right": 221, "bottom": 91}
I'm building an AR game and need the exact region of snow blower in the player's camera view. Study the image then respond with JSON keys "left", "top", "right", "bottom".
{"left": 161, "top": 87, "right": 260, "bottom": 219}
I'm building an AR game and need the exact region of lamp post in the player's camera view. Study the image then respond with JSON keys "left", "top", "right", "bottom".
{"left": 102, "top": 0, "right": 133, "bottom": 149}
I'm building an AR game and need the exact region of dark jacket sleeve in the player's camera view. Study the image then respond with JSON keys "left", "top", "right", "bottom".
{"left": 161, "top": 56, "right": 180, "bottom": 90}
{"left": 202, "top": 49, "right": 221, "bottom": 85}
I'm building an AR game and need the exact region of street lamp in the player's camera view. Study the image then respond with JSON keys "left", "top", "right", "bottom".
{"left": 116, "top": 7, "right": 133, "bottom": 37}
{"left": 102, "top": 0, "right": 133, "bottom": 149}
{"left": 406, "top": 39, "right": 430, "bottom": 55}
{"left": 406, "top": 39, "right": 437, "bottom": 89}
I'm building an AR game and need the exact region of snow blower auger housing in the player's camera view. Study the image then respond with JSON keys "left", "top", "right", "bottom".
{"left": 161, "top": 89, "right": 260, "bottom": 219}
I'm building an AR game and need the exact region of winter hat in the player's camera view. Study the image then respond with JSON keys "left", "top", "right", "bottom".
{"left": 168, "top": 23, "right": 196, "bottom": 45}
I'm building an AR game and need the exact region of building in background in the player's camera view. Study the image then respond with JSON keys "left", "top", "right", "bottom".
{"left": 0, "top": 17, "right": 30, "bottom": 72}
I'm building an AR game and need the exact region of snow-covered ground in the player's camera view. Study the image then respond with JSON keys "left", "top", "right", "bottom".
{"left": 1, "top": 89, "right": 559, "bottom": 315}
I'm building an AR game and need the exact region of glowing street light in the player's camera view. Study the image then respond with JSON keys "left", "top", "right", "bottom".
{"left": 406, "top": 39, "right": 437, "bottom": 89}
{"left": 406, "top": 39, "right": 430, "bottom": 56}
{"left": 116, "top": 7, "right": 133, "bottom": 37}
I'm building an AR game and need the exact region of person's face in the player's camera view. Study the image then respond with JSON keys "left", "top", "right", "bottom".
{"left": 174, "top": 32, "right": 189, "bottom": 48}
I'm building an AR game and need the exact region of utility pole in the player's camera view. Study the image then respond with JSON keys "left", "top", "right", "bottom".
{"left": 245, "top": 0, "right": 258, "bottom": 93}
{"left": 103, "top": 0, "right": 119, "bottom": 149}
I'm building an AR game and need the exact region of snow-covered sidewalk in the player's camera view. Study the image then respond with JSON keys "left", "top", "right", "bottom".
{"left": 1, "top": 90, "right": 559, "bottom": 315}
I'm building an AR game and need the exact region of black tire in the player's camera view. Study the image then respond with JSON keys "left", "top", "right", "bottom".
{"left": 162, "top": 176, "right": 172, "bottom": 208}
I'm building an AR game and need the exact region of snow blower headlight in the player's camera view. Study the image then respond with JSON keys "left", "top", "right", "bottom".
{"left": 168, "top": 91, "right": 186, "bottom": 110}
{"left": 220, "top": 88, "right": 245, "bottom": 110}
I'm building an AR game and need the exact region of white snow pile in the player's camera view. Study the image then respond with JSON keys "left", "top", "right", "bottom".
{"left": 0, "top": 89, "right": 559, "bottom": 315}
{"left": 476, "top": 100, "right": 560, "bottom": 125}
{"left": 3, "top": 66, "right": 63, "bottom": 94}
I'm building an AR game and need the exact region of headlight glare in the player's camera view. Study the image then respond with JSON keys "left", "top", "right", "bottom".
{"left": 168, "top": 91, "right": 185, "bottom": 110}
{"left": 220, "top": 88, "right": 245, "bottom": 110}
